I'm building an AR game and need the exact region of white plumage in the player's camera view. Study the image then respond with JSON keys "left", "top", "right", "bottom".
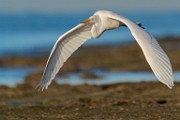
{"left": 37, "top": 10, "right": 174, "bottom": 91}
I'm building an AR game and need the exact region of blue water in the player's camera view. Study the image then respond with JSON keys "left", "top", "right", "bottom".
{"left": 57, "top": 71, "right": 180, "bottom": 85}
{"left": 0, "top": 11, "right": 180, "bottom": 55}
{"left": 0, "top": 67, "right": 180, "bottom": 87}
{"left": 0, "top": 67, "right": 34, "bottom": 87}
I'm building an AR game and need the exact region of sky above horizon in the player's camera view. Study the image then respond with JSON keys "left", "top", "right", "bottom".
{"left": 0, "top": 0, "right": 180, "bottom": 14}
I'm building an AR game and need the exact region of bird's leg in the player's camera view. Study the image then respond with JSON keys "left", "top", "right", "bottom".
{"left": 135, "top": 22, "right": 145, "bottom": 29}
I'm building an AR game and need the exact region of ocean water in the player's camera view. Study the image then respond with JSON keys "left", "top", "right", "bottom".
{"left": 0, "top": 11, "right": 180, "bottom": 86}
{"left": 0, "top": 11, "right": 180, "bottom": 55}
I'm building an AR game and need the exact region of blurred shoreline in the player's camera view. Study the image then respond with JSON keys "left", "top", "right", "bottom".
{"left": 1, "top": 36, "right": 180, "bottom": 70}
{"left": 0, "top": 36, "right": 180, "bottom": 87}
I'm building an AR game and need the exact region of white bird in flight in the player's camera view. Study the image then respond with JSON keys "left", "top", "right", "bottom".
{"left": 37, "top": 10, "right": 174, "bottom": 91}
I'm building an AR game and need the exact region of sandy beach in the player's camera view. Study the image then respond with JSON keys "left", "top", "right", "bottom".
{"left": 0, "top": 36, "right": 180, "bottom": 120}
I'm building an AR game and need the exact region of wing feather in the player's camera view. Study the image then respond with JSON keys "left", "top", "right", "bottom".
{"left": 109, "top": 14, "right": 174, "bottom": 88}
{"left": 38, "top": 23, "right": 93, "bottom": 91}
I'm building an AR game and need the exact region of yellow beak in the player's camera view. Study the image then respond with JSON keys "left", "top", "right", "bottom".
{"left": 81, "top": 18, "right": 94, "bottom": 23}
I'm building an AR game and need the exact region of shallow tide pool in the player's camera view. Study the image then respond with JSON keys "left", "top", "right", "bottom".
{"left": 0, "top": 67, "right": 34, "bottom": 87}
{"left": 0, "top": 68, "right": 180, "bottom": 87}
{"left": 56, "top": 70, "right": 180, "bottom": 85}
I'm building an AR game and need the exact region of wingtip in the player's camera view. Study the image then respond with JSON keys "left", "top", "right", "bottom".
{"left": 167, "top": 82, "right": 174, "bottom": 89}
{"left": 36, "top": 82, "right": 47, "bottom": 92}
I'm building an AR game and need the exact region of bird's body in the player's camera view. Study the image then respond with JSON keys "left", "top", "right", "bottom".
{"left": 89, "top": 11, "right": 123, "bottom": 38}
{"left": 38, "top": 10, "right": 174, "bottom": 91}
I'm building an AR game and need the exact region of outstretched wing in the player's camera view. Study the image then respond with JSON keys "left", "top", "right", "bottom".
{"left": 38, "top": 22, "right": 93, "bottom": 91}
{"left": 109, "top": 13, "right": 174, "bottom": 88}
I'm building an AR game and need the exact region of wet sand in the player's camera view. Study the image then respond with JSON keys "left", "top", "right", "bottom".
{"left": 0, "top": 36, "right": 180, "bottom": 120}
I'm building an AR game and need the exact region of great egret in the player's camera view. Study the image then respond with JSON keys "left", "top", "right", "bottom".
{"left": 38, "top": 10, "right": 174, "bottom": 91}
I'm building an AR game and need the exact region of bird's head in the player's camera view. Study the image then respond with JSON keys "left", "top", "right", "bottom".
{"left": 81, "top": 15, "right": 102, "bottom": 38}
